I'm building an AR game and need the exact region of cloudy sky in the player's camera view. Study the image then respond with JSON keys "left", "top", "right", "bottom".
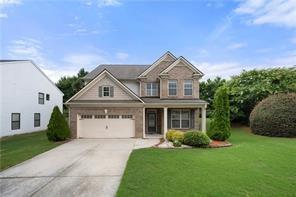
{"left": 1, "top": 0, "right": 296, "bottom": 82}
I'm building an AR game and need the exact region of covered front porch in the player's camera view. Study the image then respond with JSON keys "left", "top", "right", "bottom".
{"left": 142, "top": 105, "right": 207, "bottom": 139}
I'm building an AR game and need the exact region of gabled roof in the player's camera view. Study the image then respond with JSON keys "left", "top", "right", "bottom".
{"left": 0, "top": 60, "right": 64, "bottom": 95}
{"left": 138, "top": 51, "right": 177, "bottom": 78}
{"left": 84, "top": 64, "right": 149, "bottom": 80}
{"left": 66, "top": 69, "right": 144, "bottom": 104}
{"left": 160, "top": 56, "right": 204, "bottom": 76}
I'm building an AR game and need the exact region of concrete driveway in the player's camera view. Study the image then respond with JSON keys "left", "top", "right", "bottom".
{"left": 0, "top": 138, "right": 159, "bottom": 197}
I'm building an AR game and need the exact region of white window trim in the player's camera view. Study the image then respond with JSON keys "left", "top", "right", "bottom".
{"left": 146, "top": 83, "right": 158, "bottom": 96}
{"left": 168, "top": 80, "right": 177, "bottom": 96}
{"left": 171, "top": 109, "right": 190, "bottom": 129}
{"left": 102, "top": 86, "right": 111, "bottom": 97}
{"left": 183, "top": 80, "right": 193, "bottom": 96}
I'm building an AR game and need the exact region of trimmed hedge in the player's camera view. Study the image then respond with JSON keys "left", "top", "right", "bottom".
{"left": 47, "top": 106, "right": 70, "bottom": 141}
{"left": 183, "top": 131, "right": 210, "bottom": 147}
{"left": 207, "top": 86, "right": 231, "bottom": 141}
{"left": 166, "top": 130, "right": 184, "bottom": 142}
{"left": 250, "top": 93, "right": 296, "bottom": 137}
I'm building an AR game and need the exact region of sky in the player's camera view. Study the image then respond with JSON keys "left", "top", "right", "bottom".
{"left": 1, "top": 0, "right": 296, "bottom": 82}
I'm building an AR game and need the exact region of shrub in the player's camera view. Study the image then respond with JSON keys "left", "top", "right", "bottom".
{"left": 183, "top": 131, "right": 210, "bottom": 147}
{"left": 208, "top": 86, "right": 231, "bottom": 141}
{"left": 250, "top": 93, "right": 296, "bottom": 137}
{"left": 47, "top": 106, "right": 70, "bottom": 141}
{"left": 166, "top": 130, "right": 176, "bottom": 141}
{"left": 166, "top": 130, "right": 184, "bottom": 142}
{"left": 173, "top": 140, "right": 182, "bottom": 147}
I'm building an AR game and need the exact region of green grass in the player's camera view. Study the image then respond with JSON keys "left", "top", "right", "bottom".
{"left": 0, "top": 130, "right": 64, "bottom": 171}
{"left": 117, "top": 127, "right": 296, "bottom": 197}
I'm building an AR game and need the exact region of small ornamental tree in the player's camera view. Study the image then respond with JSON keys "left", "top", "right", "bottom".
{"left": 47, "top": 106, "right": 70, "bottom": 141}
{"left": 207, "top": 86, "right": 231, "bottom": 141}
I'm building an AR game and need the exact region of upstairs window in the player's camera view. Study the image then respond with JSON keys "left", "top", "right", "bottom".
{"left": 46, "top": 94, "right": 50, "bottom": 101}
{"left": 34, "top": 113, "right": 40, "bottom": 127}
{"left": 103, "top": 86, "right": 110, "bottom": 97}
{"left": 168, "top": 80, "right": 177, "bottom": 96}
{"left": 184, "top": 80, "right": 193, "bottom": 96}
{"left": 146, "top": 83, "right": 158, "bottom": 96}
{"left": 38, "top": 93, "right": 44, "bottom": 104}
{"left": 11, "top": 113, "right": 20, "bottom": 130}
{"left": 99, "top": 86, "right": 114, "bottom": 97}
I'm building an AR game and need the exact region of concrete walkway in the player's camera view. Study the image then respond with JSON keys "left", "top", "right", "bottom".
{"left": 0, "top": 138, "right": 159, "bottom": 197}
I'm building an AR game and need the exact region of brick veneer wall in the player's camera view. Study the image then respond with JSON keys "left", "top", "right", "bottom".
{"left": 140, "top": 60, "right": 174, "bottom": 97}
{"left": 161, "top": 63, "right": 200, "bottom": 99}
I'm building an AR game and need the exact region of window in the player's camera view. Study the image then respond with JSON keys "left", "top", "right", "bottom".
{"left": 34, "top": 113, "right": 40, "bottom": 127}
{"left": 94, "top": 115, "right": 106, "bottom": 119}
{"left": 103, "top": 86, "right": 110, "bottom": 97}
{"left": 184, "top": 80, "right": 193, "bottom": 96}
{"left": 108, "top": 115, "right": 119, "bottom": 119}
{"left": 168, "top": 80, "right": 177, "bottom": 96}
{"left": 146, "top": 83, "right": 158, "bottom": 96}
{"left": 38, "top": 93, "right": 44, "bottom": 104}
{"left": 171, "top": 110, "right": 190, "bottom": 129}
{"left": 11, "top": 113, "right": 20, "bottom": 130}
{"left": 46, "top": 94, "right": 50, "bottom": 101}
{"left": 122, "top": 115, "right": 133, "bottom": 119}
{"left": 81, "top": 115, "right": 92, "bottom": 119}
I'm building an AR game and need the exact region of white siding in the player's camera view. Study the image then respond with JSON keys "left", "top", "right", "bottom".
{"left": 0, "top": 61, "right": 63, "bottom": 137}
{"left": 121, "top": 80, "right": 139, "bottom": 95}
{"left": 78, "top": 75, "right": 134, "bottom": 100}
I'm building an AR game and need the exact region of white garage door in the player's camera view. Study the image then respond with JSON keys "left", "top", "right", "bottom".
{"left": 77, "top": 114, "right": 135, "bottom": 138}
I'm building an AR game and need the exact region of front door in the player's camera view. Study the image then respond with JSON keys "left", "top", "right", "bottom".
{"left": 147, "top": 111, "right": 157, "bottom": 134}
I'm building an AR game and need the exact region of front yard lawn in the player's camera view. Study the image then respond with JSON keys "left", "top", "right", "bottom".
{"left": 0, "top": 131, "right": 64, "bottom": 171}
{"left": 117, "top": 127, "right": 296, "bottom": 196}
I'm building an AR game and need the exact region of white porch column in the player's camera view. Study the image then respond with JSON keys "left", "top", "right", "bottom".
{"left": 163, "top": 107, "right": 168, "bottom": 139}
{"left": 201, "top": 105, "right": 207, "bottom": 132}
{"left": 143, "top": 107, "right": 146, "bottom": 138}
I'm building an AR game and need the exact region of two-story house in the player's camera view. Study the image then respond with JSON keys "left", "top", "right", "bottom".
{"left": 0, "top": 60, "right": 63, "bottom": 137}
{"left": 66, "top": 52, "right": 207, "bottom": 139}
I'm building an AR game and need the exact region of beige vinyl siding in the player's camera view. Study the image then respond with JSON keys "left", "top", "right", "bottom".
{"left": 78, "top": 76, "right": 133, "bottom": 100}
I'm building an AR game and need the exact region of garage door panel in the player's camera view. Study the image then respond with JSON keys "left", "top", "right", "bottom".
{"left": 78, "top": 115, "right": 135, "bottom": 138}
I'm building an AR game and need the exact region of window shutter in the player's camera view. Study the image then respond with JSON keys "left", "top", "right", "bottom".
{"left": 98, "top": 86, "right": 102, "bottom": 97}
{"left": 110, "top": 86, "right": 114, "bottom": 97}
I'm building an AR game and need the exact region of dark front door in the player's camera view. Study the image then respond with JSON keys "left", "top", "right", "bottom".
{"left": 147, "top": 111, "right": 157, "bottom": 134}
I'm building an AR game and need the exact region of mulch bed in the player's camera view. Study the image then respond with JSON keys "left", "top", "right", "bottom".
{"left": 209, "top": 140, "right": 232, "bottom": 148}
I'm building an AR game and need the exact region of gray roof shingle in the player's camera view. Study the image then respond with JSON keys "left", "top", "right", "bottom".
{"left": 84, "top": 64, "right": 150, "bottom": 80}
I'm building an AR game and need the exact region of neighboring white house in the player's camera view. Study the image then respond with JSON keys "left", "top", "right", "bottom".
{"left": 0, "top": 60, "right": 63, "bottom": 137}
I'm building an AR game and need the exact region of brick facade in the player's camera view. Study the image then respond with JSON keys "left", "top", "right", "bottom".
{"left": 161, "top": 62, "right": 200, "bottom": 99}
{"left": 140, "top": 56, "right": 175, "bottom": 97}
